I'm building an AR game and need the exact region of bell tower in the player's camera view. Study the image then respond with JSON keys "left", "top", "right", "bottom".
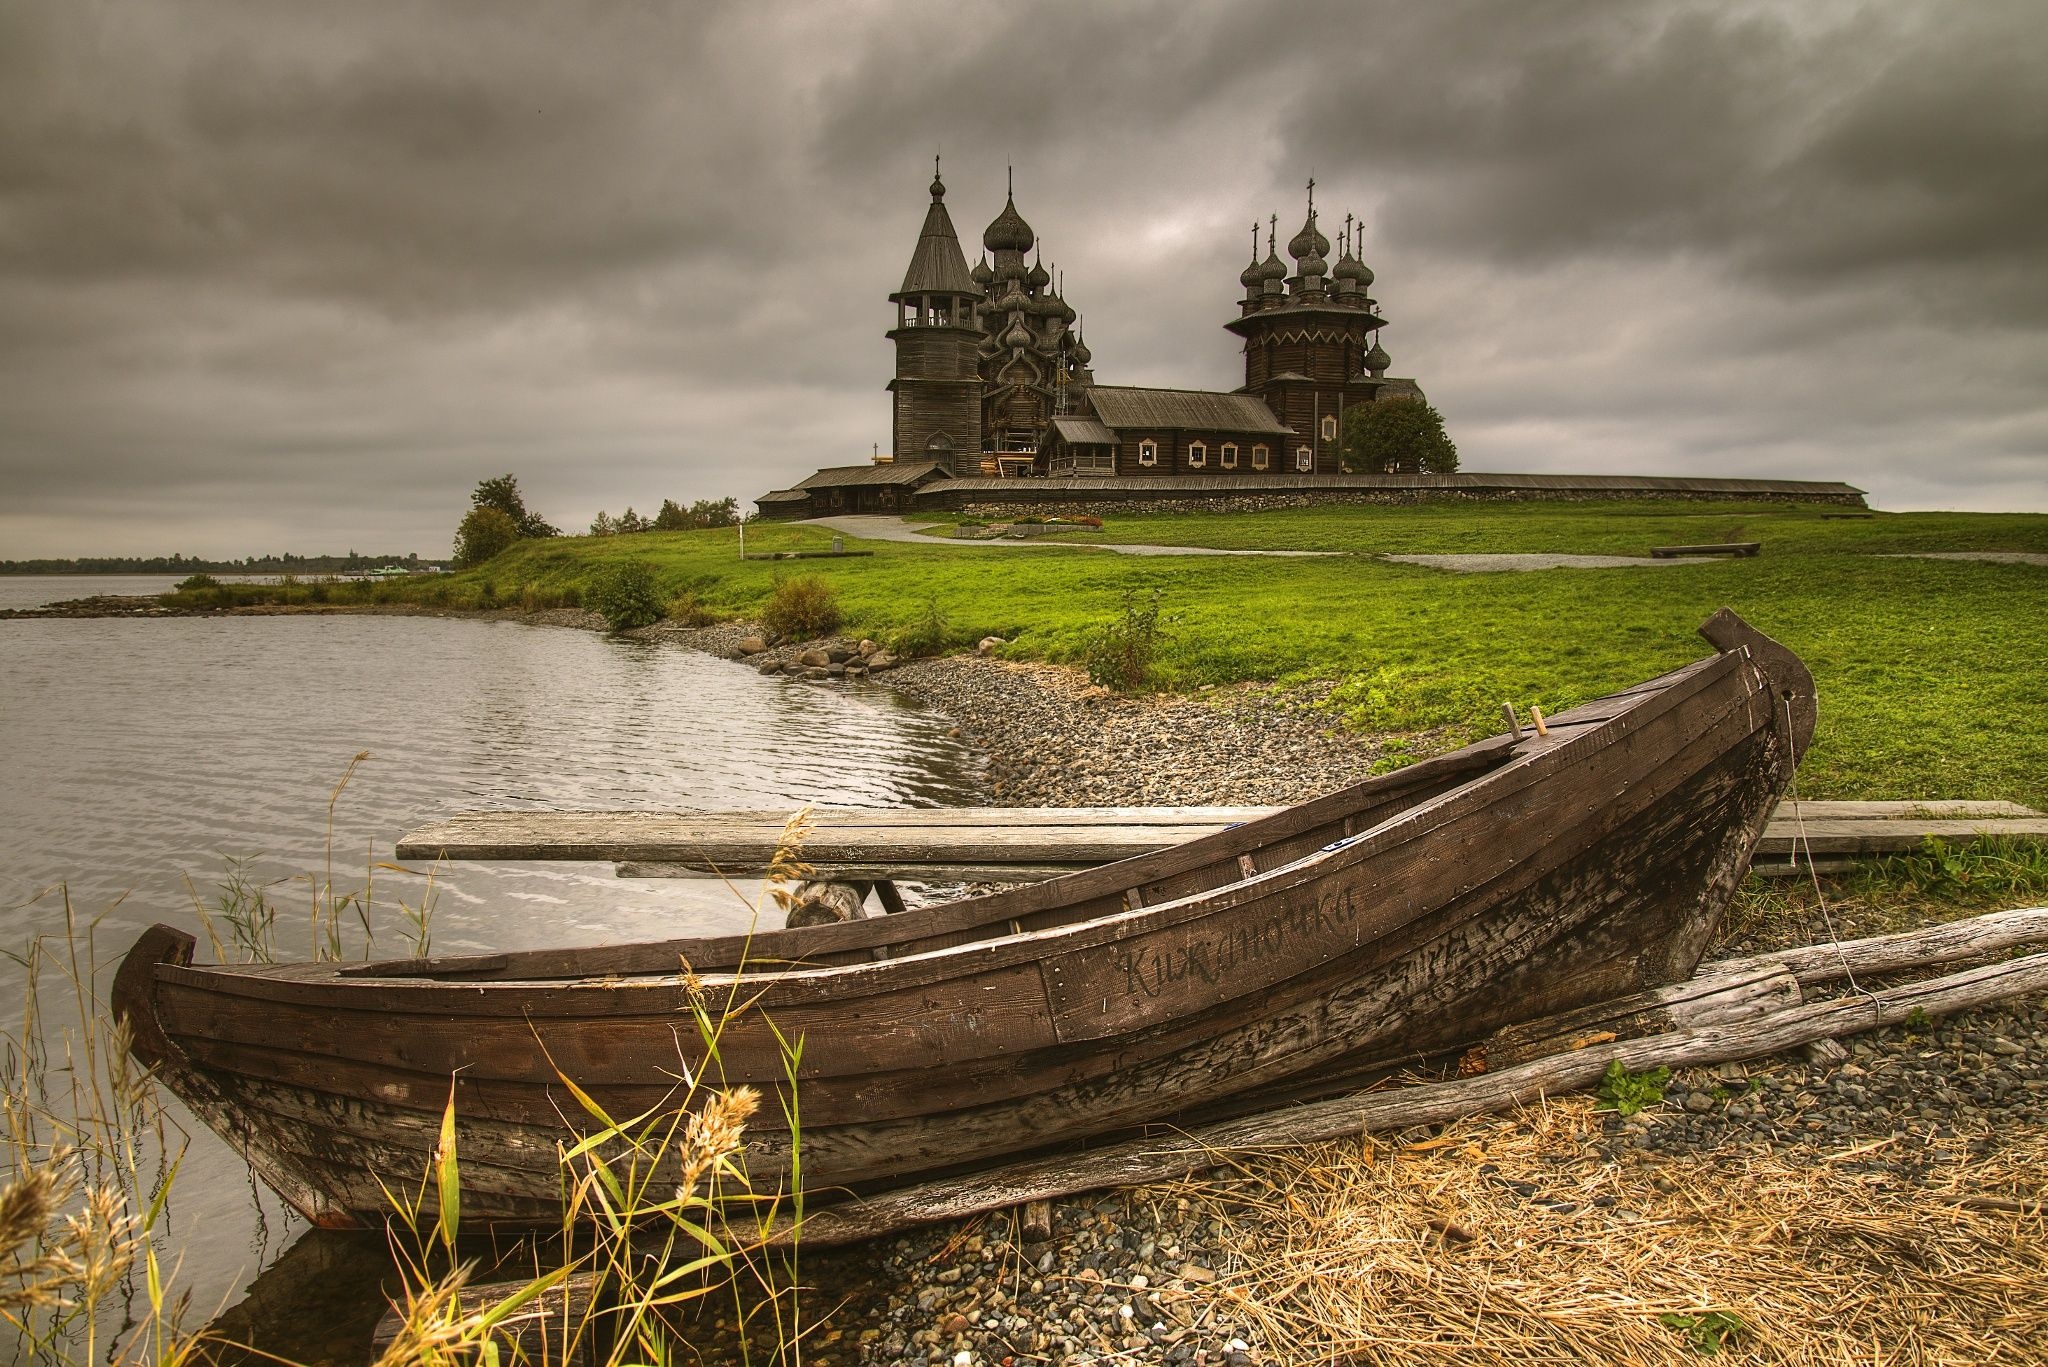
{"left": 887, "top": 163, "right": 985, "bottom": 474}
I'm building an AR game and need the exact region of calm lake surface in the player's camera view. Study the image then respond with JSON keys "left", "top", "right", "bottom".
{"left": 0, "top": 584, "right": 981, "bottom": 1350}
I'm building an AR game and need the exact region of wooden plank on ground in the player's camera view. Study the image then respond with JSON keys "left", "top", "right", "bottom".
{"left": 396, "top": 799, "right": 2048, "bottom": 876}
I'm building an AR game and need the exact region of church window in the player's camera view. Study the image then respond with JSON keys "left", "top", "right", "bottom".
{"left": 1296, "top": 445, "right": 1314, "bottom": 472}
{"left": 1321, "top": 415, "right": 1337, "bottom": 442}
{"left": 1188, "top": 441, "right": 1207, "bottom": 468}
{"left": 1251, "top": 443, "right": 1270, "bottom": 470}
{"left": 1221, "top": 442, "right": 1239, "bottom": 469}
{"left": 1138, "top": 439, "right": 1158, "bottom": 467}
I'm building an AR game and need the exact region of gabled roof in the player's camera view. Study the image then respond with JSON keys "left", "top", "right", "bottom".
{"left": 1047, "top": 415, "right": 1117, "bottom": 445}
{"left": 896, "top": 182, "right": 981, "bottom": 297}
{"left": 1087, "top": 386, "right": 1293, "bottom": 435}
{"left": 755, "top": 489, "right": 812, "bottom": 504}
{"left": 792, "top": 461, "right": 951, "bottom": 490}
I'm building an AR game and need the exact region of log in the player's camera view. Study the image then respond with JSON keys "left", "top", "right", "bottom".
{"left": 1481, "top": 963, "right": 1801, "bottom": 1070}
{"left": 1715, "top": 904, "right": 2048, "bottom": 985}
{"left": 1020, "top": 1198, "right": 1053, "bottom": 1243}
{"left": 764, "top": 947, "right": 2048, "bottom": 1247}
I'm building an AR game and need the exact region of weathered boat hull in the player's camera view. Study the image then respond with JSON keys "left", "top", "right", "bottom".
{"left": 115, "top": 611, "right": 1814, "bottom": 1229}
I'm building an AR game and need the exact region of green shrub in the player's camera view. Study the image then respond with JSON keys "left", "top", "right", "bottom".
{"left": 664, "top": 590, "right": 720, "bottom": 627}
{"left": 589, "top": 561, "right": 664, "bottom": 632}
{"left": 1083, "top": 588, "right": 1168, "bottom": 692}
{"left": 759, "top": 575, "right": 840, "bottom": 640}
{"left": 1594, "top": 1059, "right": 1671, "bottom": 1116}
{"left": 890, "top": 597, "right": 952, "bottom": 658}
{"left": 176, "top": 572, "right": 220, "bottom": 592}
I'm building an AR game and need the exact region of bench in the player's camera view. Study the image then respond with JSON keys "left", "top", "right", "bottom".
{"left": 1649, "top": 542, "right": 1762, "bottom": 559}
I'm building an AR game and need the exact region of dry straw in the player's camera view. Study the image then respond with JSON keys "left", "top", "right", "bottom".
{"left": 1169, "top": 1097, "right": 2047, "bottom": 1364}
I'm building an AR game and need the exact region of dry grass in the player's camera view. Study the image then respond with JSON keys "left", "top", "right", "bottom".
{"left": 1175, "top": 1099, "right": 2048, "bottom": 1365}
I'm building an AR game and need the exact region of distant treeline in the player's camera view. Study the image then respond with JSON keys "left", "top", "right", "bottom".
{"left": 0, "top": 552, "right": 431, "bottom": 575}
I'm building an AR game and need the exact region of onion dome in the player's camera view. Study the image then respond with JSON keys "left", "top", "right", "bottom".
{"left": 1002, "top": 318, "right": 1033, "bottom": 350}
{"left": 1259, "top": 248, "right": 1287, "bottom": 283}
{"left": 1027, "top": 258, "right": 1050, "bottom": 290}
{"left": 996, "top": 283, "right": 1031, "bottom": 314}
{"left": 984, "top": 195, "right": 1035, "bottom": 254}
{"left": 1241, "top": 257, "right": 1263, "bottom": 289}
{"left": 1028, "top": 291, "right": 1062, "bottom": 317}
{"left": 1333, "top": 250, "right": 1364, "bottom": 284}
{"left": 1288, "top": 211, "right": 1329, "bottom": 262}
{"left": 1056, "top": 295, "right": 1077, "bottom": 325}
{"left": 1365, "top": 341, "right": 1392, "bottom": 373}
{"left": 1356, "top": 260, "right": 1375, "bottom": 289}
{"left": 1071, "top": 337, "right": 1092, "bottom": 365}
{"left": 1299, "top": 249, "right": 1327, "bottom": 279}
{"left": 970, "top": 254, "right": 994, "bottom": 287}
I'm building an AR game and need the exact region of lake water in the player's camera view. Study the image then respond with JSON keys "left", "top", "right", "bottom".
{"left": 0, "top": 580, "right": 981, "bottom": 1352}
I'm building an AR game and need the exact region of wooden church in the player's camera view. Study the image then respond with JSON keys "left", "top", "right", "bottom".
{"left": 757, "top": 168, "right": 1425, "bottom": 517}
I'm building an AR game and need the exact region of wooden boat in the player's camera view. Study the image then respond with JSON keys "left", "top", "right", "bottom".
{"left": 114, "top": 610, "right": 1814, "bottom": 1229}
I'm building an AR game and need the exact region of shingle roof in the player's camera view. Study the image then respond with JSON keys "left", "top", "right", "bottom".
{"left": 1086, "top": 387, "right": 1292, "bottom": 435}
{"left": 755, "top": 489, "right": 812, "bottom": 503}
{"left": 897, "top": 188, "right": 981, "bottom": 297}
{"left": 1047, "top": 415, "right": 1117, "bottom": 445}
{"left": 792, "top": 461, "right": 951, "bottom": 490}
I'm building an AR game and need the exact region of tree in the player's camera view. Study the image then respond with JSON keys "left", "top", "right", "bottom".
{"left": 470, "top": 474, "right": 559, "bottom": 539}
{"left": 689, "top": 497, "right": 740, "bottom": 528}
{"left": 652, "top": 499, "right": 690, "bottom": 531}
{"left": 1340, "top": 397, "right": 1459, "bottom": 475}
{"left": 589, "top": 511, "right": 615, "bottom": 537}
{"left": 453, "top": 505, "right": 520, "bottom": 567}
{"left": 615, "top": 506, "right": 648, "bottom": 534}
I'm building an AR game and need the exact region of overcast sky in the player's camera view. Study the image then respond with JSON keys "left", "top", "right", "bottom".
{"left": 3, "top": 0, "right": 2043, "bottom": 559}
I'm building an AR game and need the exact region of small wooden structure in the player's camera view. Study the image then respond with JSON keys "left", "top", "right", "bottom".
{"left": 1651, "top": 542, "right": 1762, "bottom": 558}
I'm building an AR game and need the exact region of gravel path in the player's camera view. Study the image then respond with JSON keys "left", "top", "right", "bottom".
{"left": 1882, "top": 551, "right": 2048, "bottom": 567}
{"left": 1382, "top": 551, "right": 1689, "bottom": 572}
{"left": 662, "top": 634, "right": 2048, "bottom": 1366}
{"left": 804, "top": 518, "right": 1711, "bottom": 571}
{"left": 804, "top": 516, "right": 1337, "bottom": 558}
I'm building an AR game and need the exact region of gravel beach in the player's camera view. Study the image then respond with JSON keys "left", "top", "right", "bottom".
{"left": 656, "top": 628, "right": 2048, "bottom": 1366}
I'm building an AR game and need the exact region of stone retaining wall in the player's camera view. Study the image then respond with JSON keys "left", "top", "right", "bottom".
{"left": 945, "top": 486, "right": 1866, "bottom": 519}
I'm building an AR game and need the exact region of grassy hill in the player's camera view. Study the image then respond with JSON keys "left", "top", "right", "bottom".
{"left": 170, "top": 502, "right": 2048, "bottom": 805}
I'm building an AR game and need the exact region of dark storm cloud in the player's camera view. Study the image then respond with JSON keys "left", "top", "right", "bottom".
{"left": 1, "top": 0, "right": 2042, "bottom": 560}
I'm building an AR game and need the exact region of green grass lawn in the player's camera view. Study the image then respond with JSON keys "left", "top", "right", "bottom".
{"left": 176, "top": 503, "right": 2048, "bottom": 806}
